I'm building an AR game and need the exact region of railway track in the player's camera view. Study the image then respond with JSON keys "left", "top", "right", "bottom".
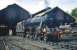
{"left": 0, "top": 36, "right": 77, "bottom": 50}
{"left": 0, "top": 40, "right": 6, "bottom": 50}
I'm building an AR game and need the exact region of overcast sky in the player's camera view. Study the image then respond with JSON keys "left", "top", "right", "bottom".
{"left": 0, "top": 0, "right": 77, "bottom": 14}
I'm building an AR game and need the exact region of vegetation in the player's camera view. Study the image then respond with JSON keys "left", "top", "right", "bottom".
{"left": 71, "top": 8, "right": 77, "bottom": 17}
{"left": 71, "top": 8, "right": 77, "bottom": 22}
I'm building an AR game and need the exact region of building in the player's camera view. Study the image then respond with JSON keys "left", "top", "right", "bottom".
{"left": 25, "top": 7, "right": 75, "bottom": 28}
{"left": 0, "top": 4, "right": 30, "bottom": 36}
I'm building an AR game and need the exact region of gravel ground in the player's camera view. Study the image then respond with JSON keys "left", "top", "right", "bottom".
{"left": 0, "top": 36, "right": 77, "bottom": 50}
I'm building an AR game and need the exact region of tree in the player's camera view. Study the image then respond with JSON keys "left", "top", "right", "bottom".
{"left": 71, "top": 8, "right": 77, "bottom": 17}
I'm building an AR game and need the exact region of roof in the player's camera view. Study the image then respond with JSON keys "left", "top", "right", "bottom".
{"left": 47, "top": 7, "right": 75, "bottom": 22}
{"left": 45, "top": 7, "right": 75, "bottom": 27}
{"left": 25, "top": 7, "right": 75, "bottom": 28}
{"left": 0, "top": 4, "right": 31, "bottom": 27}
{"left": 32, "top": 7, "right": 51, "bottom": 17}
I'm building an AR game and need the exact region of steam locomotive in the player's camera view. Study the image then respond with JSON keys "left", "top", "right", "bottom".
{"left": 23, "top": 16, "right": 74, "bottom": 42}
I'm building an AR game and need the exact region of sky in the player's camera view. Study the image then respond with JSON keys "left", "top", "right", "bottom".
{"left": 0, "top": 0, "right": 77, "bottom": 14}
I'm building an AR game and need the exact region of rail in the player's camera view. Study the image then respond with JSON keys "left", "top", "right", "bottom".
{"left": 1, "top": 36, "right": 77, "bottom": 50}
